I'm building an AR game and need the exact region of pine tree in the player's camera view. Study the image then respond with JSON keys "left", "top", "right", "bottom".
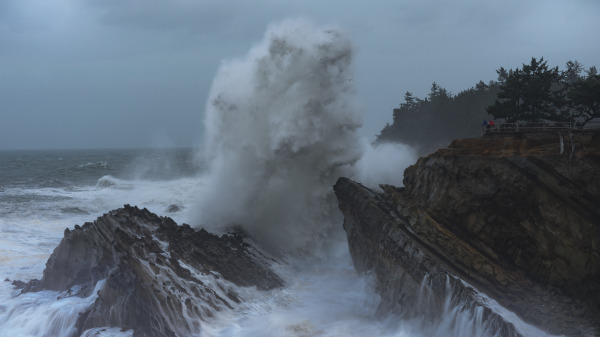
{"left": 488, "top": 57, "right": 564, "bottom": 123}
{"left": 562, "top": 60, "right": 584, "bottom": 85}
{"left": 568, "top": 74, "right": 600, "bottom": 125}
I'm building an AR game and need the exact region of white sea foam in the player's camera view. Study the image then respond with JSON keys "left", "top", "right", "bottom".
{"left": 80, "top": 328, "right": 133, "bottom": 337}
{"left": 0, "top": 280, "right": 106, "bottom": 337}
{"left": 0, "top": 172, "right": 205, "bottom": 337}
{"left": 0, "top": 19, "right": 559, "bottom": 337}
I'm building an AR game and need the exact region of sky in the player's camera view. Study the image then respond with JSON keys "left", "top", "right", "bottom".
{"left": 1, "top": 0, "right": 599, "bottom": 150}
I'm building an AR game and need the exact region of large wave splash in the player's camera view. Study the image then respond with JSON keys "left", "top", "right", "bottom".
{"left": 194, "top": 19, "right": 363, "bottom": 254}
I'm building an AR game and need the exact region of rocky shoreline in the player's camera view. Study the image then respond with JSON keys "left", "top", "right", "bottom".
{"left": 14, "top": 205, "right": 283, "bottom": 337}
{"left": 9, "top": 131, "right": 599, "bottom": 336}
{"left": 334, "top": 131, "right": 600, "bottom": 336}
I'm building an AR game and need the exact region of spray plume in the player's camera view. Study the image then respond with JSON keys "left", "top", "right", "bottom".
{"left": 194, "top": 19, "right": 363, "bottom": 254}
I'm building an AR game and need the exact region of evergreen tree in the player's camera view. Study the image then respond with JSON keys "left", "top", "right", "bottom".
{"left": 562, "top": 60, "right": 584, "bottom": 85}
{"left": 377, "top": 81, "right": 498, "bottom": 153}
{"left": 568, "top": 74, "right": 600, "bottom": 125}
{"left": 404, "top": 91, "right": 417, "bottom": 108}
{"left": 488, "top": 57, "right": 563, "bottom": 123}
{"left": 487, "top": 68, "right": 524, "bottom": 123}
{"left": 556, "top": 60, "right": 584, "bottom": 121}
{"left": 586, "top": 66, "right": 598, "bottom": 77}
{"left": 377, "top": 58, "right": 598, "bottom": 155}
{"left": 428, "top": 82, "right": 450, "bottom": 102}
{"left": 496, "top": 67, "right": 510, "bottom": 85}
{"left": 475, "top": 80, "right": 488, "bottom": 92}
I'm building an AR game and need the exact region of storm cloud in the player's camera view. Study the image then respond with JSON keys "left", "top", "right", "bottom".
{"left": 1, "top": 0, "right": 598, "bottom": 149}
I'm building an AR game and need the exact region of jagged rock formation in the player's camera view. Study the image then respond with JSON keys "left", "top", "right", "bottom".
{"left": 335, "top": 131, "right": 600, "bottom": 336}
{"left": 17, "top": 205, "right": 283, "bottom": 337}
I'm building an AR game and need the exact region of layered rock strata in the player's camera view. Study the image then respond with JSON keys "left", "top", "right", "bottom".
{"left": 17, "top": 205, "right": 283, "bottom": 337}
{"left": 335, "top": 131, "right": 600, "bottom": 336}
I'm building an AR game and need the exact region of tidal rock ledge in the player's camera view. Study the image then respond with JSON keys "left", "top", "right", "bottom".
{"left": 18, "top": 205, "right": 284, "bottom": 337}
{"left": 335, "top": 131, "right": 600, "bottom": 336}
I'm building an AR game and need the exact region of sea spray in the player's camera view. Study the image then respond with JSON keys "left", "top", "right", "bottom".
{"left": 352, "top": 141, "right": 417, "bottom": 190}
{"left": 194, "top": 19, "right": 363, "bottom": 254}
{"left": 0, "top": 18, "right": 530, "bottom": 337}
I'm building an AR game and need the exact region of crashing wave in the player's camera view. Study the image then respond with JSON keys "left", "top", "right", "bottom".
{"left": 96, "top": 175, "right": 118, "bottom": 188}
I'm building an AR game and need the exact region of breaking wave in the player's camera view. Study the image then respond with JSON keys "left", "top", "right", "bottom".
{"left": 194, "top": 19, "right": 364, "bottom": 255}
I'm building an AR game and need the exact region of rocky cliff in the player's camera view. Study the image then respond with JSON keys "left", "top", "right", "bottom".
{"left": 335, "top": 131, "right": 600, "bottom": 336}
{"left": 16, "top": 205, "right": 283, "bottom": 337}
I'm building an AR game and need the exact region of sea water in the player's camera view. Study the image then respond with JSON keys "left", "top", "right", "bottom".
{"left": 1, "top": 19, "right": 556, "bottom": 337}
{"left": 0, "top": 148, "right": 395, "bottom": 337}
{"left": 0, "top": 149, "right": 555, "bottom": 337}
{"left": 0, "top": 148, "right": 202, "bottom": 336}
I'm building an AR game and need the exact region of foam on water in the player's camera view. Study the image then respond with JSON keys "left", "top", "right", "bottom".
{"left": 0, "top": 281, "right": 106, "bottom": 337}
{"left": 199, "top": 238, "right": 384, "bottom": 337}
{"left": 0, "top": 167, "right": 205, "bottom": 336}
{"left": 0, "top": 19, "right": 560, "bottom": 337}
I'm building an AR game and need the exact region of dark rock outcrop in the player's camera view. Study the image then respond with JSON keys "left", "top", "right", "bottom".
{"left": 335, "top": 131, "right": 600, "bottom": 336}
{"left": 19, "top": 205, "right": 283, "bottom": 337}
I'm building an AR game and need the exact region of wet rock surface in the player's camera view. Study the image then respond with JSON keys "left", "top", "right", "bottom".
{"left": 18, "top": 205, "right": 283, "bottom": 337}
{"left": 335, "top": 131, "right": 600, "bottom": 336}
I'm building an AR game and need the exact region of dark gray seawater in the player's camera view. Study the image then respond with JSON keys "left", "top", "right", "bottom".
{"left": 0, "top": 148, "right": 208, "bottom": 336}
{"left": 0, "top": 148, "right": 555, "bottom": 337}
{"left": 0, "top": 148, "right": 201, "bottom": 220}
{"left": 0, "top": 148, "right": 199, "bottom": 189}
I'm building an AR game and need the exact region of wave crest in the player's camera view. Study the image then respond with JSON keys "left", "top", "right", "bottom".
{"left": 96, "top": 175, "right": 118, "bottom": 188}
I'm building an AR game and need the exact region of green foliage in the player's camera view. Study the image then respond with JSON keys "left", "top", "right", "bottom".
{"left": 377, "top": 81, "right": 499, "bottom": 153}
{"left": 376, "top": 57, "right": 599, "bottom": 154}
{"left": 568, "top": 74, "right": 600, "bottom": 123}
{"left": 562, "top": 60, "right": 584, "bottom": 85}
{"left": 487, "top": 57, "right": 565, "bottom": 123}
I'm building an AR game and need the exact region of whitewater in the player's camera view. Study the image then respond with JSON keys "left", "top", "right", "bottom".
{"left": 0, "top": 19, "right": 554, "bottom": 337}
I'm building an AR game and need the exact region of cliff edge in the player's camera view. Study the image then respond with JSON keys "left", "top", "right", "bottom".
{"left": 334, "top": 131, "right": 600, "bottom": 336}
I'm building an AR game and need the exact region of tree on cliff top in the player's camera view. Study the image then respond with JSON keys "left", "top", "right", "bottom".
{"left": 487, "top": 57, "right": 564, "bottom": 123}
{"left": 377, "top": 81, "right": 499, "bottom": 153}
{"left": 568, "top": 74, "right": 600, "bottom": 124}
{"left": 377, "top": 58, "right": 599, "bottom": 155}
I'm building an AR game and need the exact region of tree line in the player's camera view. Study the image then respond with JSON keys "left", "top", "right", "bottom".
{"left": 488, "top": 58, "right": 599, "bottom": 125}
{"left": 376, "top": 58, "right": 600, "bottom": 153}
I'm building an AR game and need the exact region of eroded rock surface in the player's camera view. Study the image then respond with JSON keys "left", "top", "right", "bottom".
{"left": 335, "top": 131, "right": 600, "bottom": 336}
{"left": 18, "top": 205, "right": 283, "bottom": 337}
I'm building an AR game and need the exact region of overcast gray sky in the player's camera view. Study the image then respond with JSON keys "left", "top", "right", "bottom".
{"left": 1, "top": 0, "right": 599, "bottom": 149}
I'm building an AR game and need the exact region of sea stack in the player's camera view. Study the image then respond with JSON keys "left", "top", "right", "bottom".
{"left": 18, "top": 205, "right": 283, "bottom": 337}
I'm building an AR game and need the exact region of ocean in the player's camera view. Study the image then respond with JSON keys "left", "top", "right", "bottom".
{"left": 0, "top": 148, "right": 200, "bottom": 335}
{"left": 1, "top": 19, "right": 555, "bottom": 337}
{"left": 0, "top": 148, "right": 554, "bottom": 337}
{"left": 0, "top": 148, "right": 397, "bottom": 337}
